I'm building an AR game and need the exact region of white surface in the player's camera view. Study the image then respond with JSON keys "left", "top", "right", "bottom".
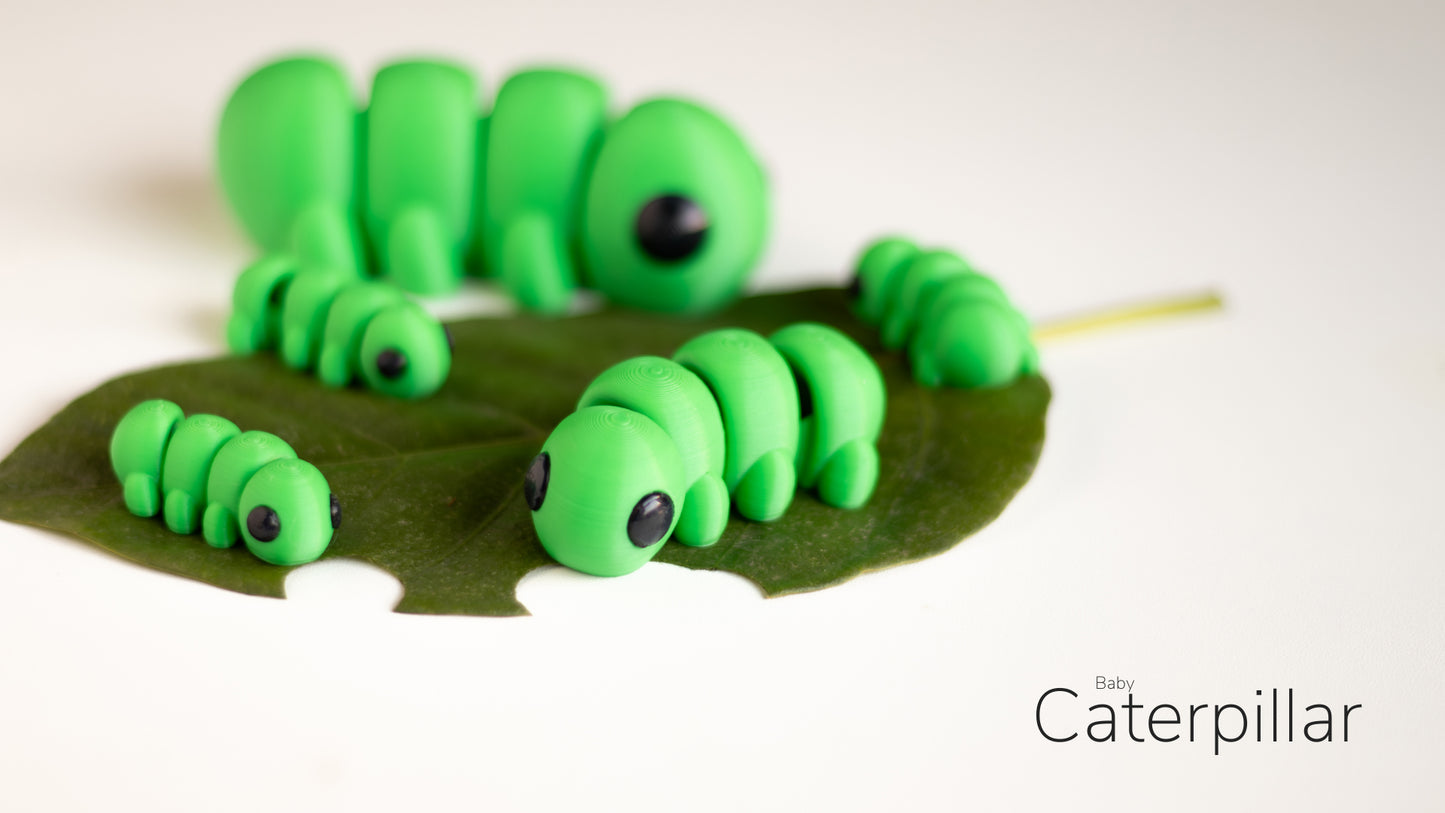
{"left": 1, "top": 0, "right": 1441, "bottom": 810}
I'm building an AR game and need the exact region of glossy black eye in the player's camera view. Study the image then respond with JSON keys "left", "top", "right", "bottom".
{"left": 524, "top": 453, "right": 550, "bottom": 511}
{"left": 330, "top": 494, "right": 342, "bottom": 529}
{"left": 443, "top": 326, "right": 455, "bottom": 353}
{"left": 626, "top": 491, "right": 674, "bottom": 548}
{"left": 247, "top": 505, "right": 281, "bottom": 542}
{"left": 376, "top": 348, "right": 407, "bottom": 379}
{"left": 635, "top": 195, "right": 707, "bottom": 263}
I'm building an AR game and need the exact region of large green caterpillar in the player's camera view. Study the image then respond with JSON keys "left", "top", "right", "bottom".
{"left": 228, "top": 259, "right": 452, "bottom": 399}
{"left": 850, "top": 236, "right": 1039, "bottom": 389}
{"left": 218, "top": 56, "right": 767, "bottom": 315}
{"left": 109, "top": 400, "right": 339, "bottom": 566}
{"left": 524, "top": 323, "right": 884, "bottom": 577}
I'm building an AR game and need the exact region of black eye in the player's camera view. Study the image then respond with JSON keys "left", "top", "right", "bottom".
{"left": 330, "top": 494, "right": 342, "bottom": 529}
{"left": 376, "top": 348, "right": 408, "bottom": 379}
{"left": 627, "top": 491, "right": 674, "bottom": 548}
{"left": 524, "top": 453, "right": 550, "bottom": 511}
{"left": 635, "top": 195, "right": 707, "bottom": 263}
{"left": 247, "top": 505, "right": 281, "bottom": 542}
{"left": 846, "top": 273, "right": 862, "bottom": 300}
{"left": 443, "top": 326, "right": 455, "bottom": 353}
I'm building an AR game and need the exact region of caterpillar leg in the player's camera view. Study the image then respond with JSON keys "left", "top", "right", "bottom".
{"left": 202, "top": 503, "right": 239, "bottom": 549}
{"left": 366, "top": 61, "right": 477, "bottom": 296}
{"left": 111, "top": 399, "right": 184, "bottom": 517}
{"left": 674, "top": 473, "right": 729, "bottom": 547}
{"left": 218, "top": 57, "right": 361, "bottom": 276}
{"left": 499, "top": 213, "right": 576, "bottom": 314}
{"left": 227, "top": 254, "right": 297, "bottom": 354}
{"left": 164, "top": 490, "right": 200, "bottom": 536}
{"left": 483, "top": 69, "right": 606, "bottom": 313}
{"left": 160, "top": 415, "right": 241, "bottom": 537}
{"left": 732, "top": 448, "right": 796, "bottom": 522}
{"left": 122, "top": 473, "right": 161, "bottom": 517}
{"left": 816, "top": 438, "right": 879, "bottom": 510}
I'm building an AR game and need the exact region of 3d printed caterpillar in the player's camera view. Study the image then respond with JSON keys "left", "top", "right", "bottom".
{"left": 524, "top": 323, "right": 884, "bottom": 576}
{"left": 850, "top": 237, "right": 1038, "bottom": 389}
{"left": 219, "top": 56, "right": 767, "bottom": 315}
{"left": 228, "top": 260, "right": 452, "bottom": 399}
{"left": 110, "top": 400, "right": 339, "bottom": 566}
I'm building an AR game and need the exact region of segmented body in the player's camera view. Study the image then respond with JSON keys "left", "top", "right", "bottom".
{"left": 109, "top": 400, "right": 340, "bottom": 566}
{"left": 219, "top": 56, "right": 767, "bottom": 316}
{"left": 228, "top": 257, "right": 452, "bottom": 399}
{"left": 524, "top": 323, "right": 884, "bottom": 577}
{"left": 851, "top": 236, "right": 1039, "bottom": 389}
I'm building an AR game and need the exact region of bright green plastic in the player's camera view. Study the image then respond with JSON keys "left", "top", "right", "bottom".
{"left": 484, "top": 69, "right": 607, "bottom": 313}
{"left": 110, "top": 399, "right": 183, "bottom": 518}
{"left": 159, "top": 414, "right": 241, "bottom": 535}
{"left": 227, "top": 260, "right": 450, "bottom": 399}
{"left": 674, "top": 328, "right": 799, "bottom": 521}
{"left": 582, "top": 100, "right": 768, "bottom": 313}
{"left": 850, "top": 236, "right": 1039, "bottom": 390}
{"left": 217, "top": 56, "right": 363, "bottom": 277}
{"left": 769, "top": 323, "right": 885, "bottom": 508}
{"left": 202, "top": 431, "right": 297, "bottom": 549}
{"left": 577, "top": 356, "right": 727, "bottom": 546}
{"left": 879, "top": 250, "right": 973, "bottom": 351}
{"left": 366, "top": 60, "right": 478, "bottom": 296}
{"left": 852, "top": 236, "right": 918, "bottom": 326}
{"left": 532, "top": 407, "right": 685, "bottom": 576}
{"left": 527, "top": 323, "right": 885, "bottom": 577}
{"left": 239, "top": 459, "right": 337, "bottom": 566}
{"left": 219, "top": 56, "right": 768, "bottom": 317}
{"left": 109, "top": 400, "right": 338, "bottom": 566}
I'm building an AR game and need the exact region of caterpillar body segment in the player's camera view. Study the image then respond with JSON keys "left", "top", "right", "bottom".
{"left": 217, "top": 58, "right": 365, "bottom": 279}
{"left": 850, "top": 236, "right": 1038, "bottom": 389}
{"left": 525, "top": 323, "right": 885, "bottom": 577}
{"left": 673, "top": 329, "right": 800, "bottom": 523}
{"left": 227, "top": 257, "right": 452, "bottom": 399}
{"left": 219, "top": 56, "right": 767, "bottom": 315}
{"left": 110, "top": 400, "right": 340, "bottom": 566}
{"left": 366, "top": 60, "right": 478, "bottom": 296}
{"left": 485, "top": 69, "right": 608, "bottom": 312}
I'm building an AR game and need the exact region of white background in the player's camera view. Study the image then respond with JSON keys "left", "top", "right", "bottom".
{"left": 1, "top": 0, "right": 1441, "bottom": 809}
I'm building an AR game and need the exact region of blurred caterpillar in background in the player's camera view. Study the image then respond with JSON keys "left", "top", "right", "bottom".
{"left": 849, "top": 236, "right": 1039, "bottom": 389}
{"left": 218, "top": 56, "right": 767, "bottom": 316}
{"left": 524, "top": 323, "right": 884, "bottom": 577}
{"left": 110, "top": 400, "right": 340, "bottom": 566}
{"left": 228, "top": 258, "right": 452, "bottom": 399}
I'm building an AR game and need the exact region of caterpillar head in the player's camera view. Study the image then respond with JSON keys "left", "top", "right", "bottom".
{"left": 525, "top": 406, "right": 685, "bottom": 577}
{"left": 239, "top": 458, "right": 339, "bottom": 566}
{"left": 359, "top": 303, "right": 453, "bottom": 399}
{"left": 582, "top": 99, "right": 767, "bottom": 314}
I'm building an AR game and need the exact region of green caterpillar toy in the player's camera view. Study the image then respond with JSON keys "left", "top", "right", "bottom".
{"left": 218, "top": 56, "right": 768, "bottom": 315}
{"left": 850, "top": 236, "right": 1039, "bottom": 389}
{"left": 228, "top": 260, "right": 453, "bottom": 399}
{"left": 109, "top": 400, "right": 339, "bottom": 566}
{"left": 525, "top": 323, "right": 884, "bottom": 577}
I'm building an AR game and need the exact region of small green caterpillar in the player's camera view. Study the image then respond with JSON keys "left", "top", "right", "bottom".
{"left": 228, "top": 260, "right": 452, "bottom": 399}
{"left": 525, "top": 323, "right": 884, "bottom": 577}
{"left": 850, "top": 236, "right": 1039, "bottom": 389}
{"left": 109, "top": 400, "right": 339, "bottom": 566}
{"left": 218, "top": 56, "right": 767, "bottom": 315}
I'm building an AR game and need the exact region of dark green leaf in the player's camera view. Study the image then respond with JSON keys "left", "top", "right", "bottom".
{"left": 0, "top": 289, "right": 1049, "bottom": 615}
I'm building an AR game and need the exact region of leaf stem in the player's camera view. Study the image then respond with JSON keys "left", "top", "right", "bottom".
{"left": 1031, "top": 290, "right": 1224, "bottom": 343}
